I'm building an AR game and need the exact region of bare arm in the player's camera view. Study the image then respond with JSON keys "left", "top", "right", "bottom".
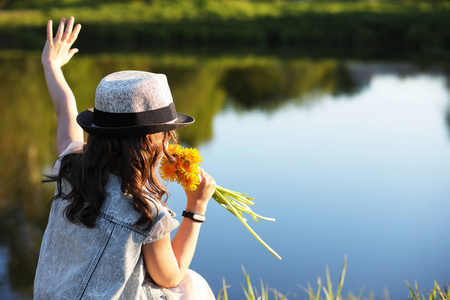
{"left": 42, "top": 17, "right": 83, "bottom": 156}
{"left": 142, "top": 169, "right": 216, "bottom": 288}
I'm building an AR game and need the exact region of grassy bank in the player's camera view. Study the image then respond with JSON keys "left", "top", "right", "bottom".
{"left": 0, "top": 1, "right": 450, "bottom": 58}
{"left": 217, "top": 259, "right": 450, "bottom": 300}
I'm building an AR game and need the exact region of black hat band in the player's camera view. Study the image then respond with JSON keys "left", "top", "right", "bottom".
{"left": 92, "top": 103, "right": 177, "bottom": 128}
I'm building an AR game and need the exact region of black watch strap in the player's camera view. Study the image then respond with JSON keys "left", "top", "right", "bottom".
{"left": 182, "top": 210, "right": 206, "bottom": 223}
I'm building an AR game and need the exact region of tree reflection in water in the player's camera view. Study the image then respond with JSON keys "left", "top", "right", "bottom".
{"left": 0, "top": 51, "right": 447, "bottom": 299}
{"left": 221, "top": 60, "right": 358, "bottom": 111}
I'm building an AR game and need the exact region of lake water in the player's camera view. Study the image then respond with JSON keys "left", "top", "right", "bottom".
{"left": 0, "top": 52, "right": 449, "bottom": 299}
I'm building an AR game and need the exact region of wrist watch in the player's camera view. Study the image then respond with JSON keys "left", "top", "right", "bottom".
{"left": 182, "top": 210, "right": 206, "bottom": 223}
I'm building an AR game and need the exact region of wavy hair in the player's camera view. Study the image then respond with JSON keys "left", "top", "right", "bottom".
{"left": 44, "top": 131, "right": 177, "bottom": 228}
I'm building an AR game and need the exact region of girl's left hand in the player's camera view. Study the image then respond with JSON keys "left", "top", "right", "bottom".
{"left": 42, "top": 17, "right": 81, "bottom": 68}
{"left": 184, "top": 169, "right": 216, "bottom": 214}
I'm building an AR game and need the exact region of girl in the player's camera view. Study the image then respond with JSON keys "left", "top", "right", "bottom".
{"left": 34, "top": 17, "right": 216, "bottom": 300}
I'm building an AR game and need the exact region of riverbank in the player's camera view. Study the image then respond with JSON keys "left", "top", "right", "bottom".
{"left": 0, "top": 1, "right": 450, "bottom": 59}
{"left": 217, "top": 260, "right": 450, "bottom": 300}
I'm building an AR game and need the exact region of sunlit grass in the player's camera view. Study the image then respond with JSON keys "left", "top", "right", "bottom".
{"left": 1, "top": 0, "right": 450, "bottom": 27}
{"left": 406, "top": 280, "right": 450, "bottom": 300}
{"left": 1, "top": 0, "right": 449, "bottom": 57}
{"left": 217, "top": 266, "right": 288, "bottom": 300}
{"left": 217, "top": 257, "right": 450, "bottom": 300}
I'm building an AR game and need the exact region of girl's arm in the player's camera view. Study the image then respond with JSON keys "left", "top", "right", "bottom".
{"left": 42, "top": 17, "right": 83, "bottom": 156}
{"left": 142, "top": 169, "right": 216, "bottom": 288}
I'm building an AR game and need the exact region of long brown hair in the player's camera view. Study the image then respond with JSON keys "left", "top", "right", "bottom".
{"left": 45, "top": 131, "right": 177, "bottom": 228}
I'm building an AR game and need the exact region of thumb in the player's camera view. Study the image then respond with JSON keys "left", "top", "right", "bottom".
{"left": 67, "top": 48, "right": 79, "bottom": 60}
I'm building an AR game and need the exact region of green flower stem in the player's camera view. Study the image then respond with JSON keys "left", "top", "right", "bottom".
{"left": 216, "top": 186, "right": 275, "bottom": 222}
{"left": 213, "top": 189, "right": 248, "bottom": 221}
{"left": 216, "top": 186, "right": 255, "bottom": 204}
{"left": 212, "top": 185, "right": 281, "bottom": 260}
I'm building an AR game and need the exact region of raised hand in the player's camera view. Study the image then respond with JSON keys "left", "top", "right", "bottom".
{"left": 41, "top": 17, "right": 84, "bottom": 156}
{"left": 42, "top": 17, "right": 81, "bottom": 68}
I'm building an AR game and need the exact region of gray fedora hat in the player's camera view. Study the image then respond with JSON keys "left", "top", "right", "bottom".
{"left": 77, "top": 70, "right": 194, "bottom": 137}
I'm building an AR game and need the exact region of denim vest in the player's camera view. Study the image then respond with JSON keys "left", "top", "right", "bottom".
{"left": 34, "top": 143, "right": 178, "bottom": 300}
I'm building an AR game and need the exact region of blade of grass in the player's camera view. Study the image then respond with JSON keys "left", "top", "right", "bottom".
{"left": 325, "top": 264, "right": 333, "bottom": 300}
{"left": 316, "top": 277, "right": 322, "bottom": 300}
{"left": 241, "top": 265, "right": 256, "bottom": 300}
{"left": 336, "top": 256, "right": 348, "bottom": 299}
{"left": 322, "top": 286, "right": 331, "bottom": 300}
{"left": 217, "top": 277, "right": 229, "bottom": 300}
{"left": 406, "top": 280, "right": 420, "bottom": 300}
{"left": 434, "top": 281, "right": 446, "bottom": 300}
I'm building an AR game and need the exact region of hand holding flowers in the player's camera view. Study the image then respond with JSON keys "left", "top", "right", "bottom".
{"left": 184, "top": 168, "right": 216, "bottom": 215}
{"left": 160, "top": 145, "right": 281, "bottom": 260}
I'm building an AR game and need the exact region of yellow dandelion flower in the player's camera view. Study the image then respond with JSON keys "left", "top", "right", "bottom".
{"left": 184, "top": 147, "right": 202, "bottom": 164}
{"left": 180, "top": 160, "right": 196, "bottom": 173}
{"left": 181, "top": 172, "right": 200, "bottom": 191}
{"left": 160, "top": 144, "right": 202, "bottom": 191}
{"left": 159, "top": 162, "right": 177, "bottom": 182}
{"left": 166, "top": 144, "right": 180, "bottom": 156}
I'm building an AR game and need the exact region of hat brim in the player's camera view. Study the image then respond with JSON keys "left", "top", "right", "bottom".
{"left": 77, "top": 108, "right": 194, "bottom": 138}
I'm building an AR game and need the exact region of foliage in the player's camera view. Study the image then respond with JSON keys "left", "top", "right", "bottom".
{"left": 0, "top": 51, "right": 353, "bottom": 147}
{"left": 0, "top": 51, "right": 55, "bottom": 296}
{"left": 0, "top": 1, "right": 449, "bottom": 57}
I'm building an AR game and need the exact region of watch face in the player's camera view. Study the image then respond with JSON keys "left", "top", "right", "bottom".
{"left": 193, "top": 214, "right": 206, "bottom": 222}
{"left": 183, "top": 211, "right": 206, "bottom": 222}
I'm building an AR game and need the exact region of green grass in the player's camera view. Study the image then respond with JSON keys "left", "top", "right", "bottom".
{"left": 406, "top": 281, "right": 450, "bottom": 300}
{"left": 0, "top": 0, "right": 449, "bottom": 58}
{"left": 217, "top": 257, "right": 450, "bottom": 300}
{"left": 2, "top": 1, "right": 450, "bottom": 26}
{"left": 218, "top": 266, "right": 288, "bottom": 300}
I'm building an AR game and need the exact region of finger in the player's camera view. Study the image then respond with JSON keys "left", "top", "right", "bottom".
{"left": 201, "top": 169, "right": 211, "bottom": 178}
{"left": 198, "top": 169, "right": 204, "bottom": 183}
{"left": 201, "top": 169, "right": 210, "bottom": 178}
{"left": 62, "top": 16, "right": 74, "bottom": 41}
{"left": 204, "top": 171, "right": 215, "bottom": 185}
{"left": 202, "top": 170, "right": 214, "bottom": 185}
{"left": 67, "top": 48, "right": 79, "bottom": 60}
{"left": 206, "top": 172, "right": 214, "bottom": 180}
{"left": 55, "top": 17, "right": 66, "bottom": 41}
{"left": 46, "top": 20, "right": 53, "bottom": 45}
{"left": 200, "top": 168, "right": 211, "bottom": 183}
{"left": 68, "top": 24, "right": 81, "bottom": 44}
{"left": 207, "top": 174, "right": 215, "bottom": 186}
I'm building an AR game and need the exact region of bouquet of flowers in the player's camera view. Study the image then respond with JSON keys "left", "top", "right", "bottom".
{"left": 160, "top": 144, "right": 281, "bottom": 260}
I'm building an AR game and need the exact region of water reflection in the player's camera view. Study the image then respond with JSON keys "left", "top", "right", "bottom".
{"left": 0, "top": 51, "right": 448, "bottom": 299}
{"left": 222, "top": 60, "right": 357, "bottom": 111}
